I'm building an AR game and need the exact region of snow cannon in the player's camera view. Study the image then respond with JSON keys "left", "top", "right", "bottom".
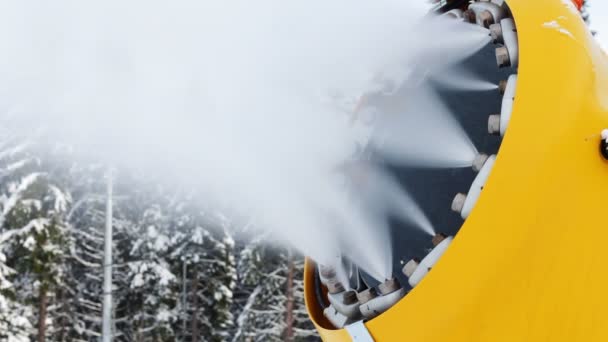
{"left": 305, "top": 0, "right": 608, "bottom": 340}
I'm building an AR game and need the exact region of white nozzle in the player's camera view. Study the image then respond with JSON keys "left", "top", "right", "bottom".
{"left": 408, "top": 236, "right": 453, "bottom": 288}
{"left": 469, "top": 2, "right": 507, "bottom": 28}
{"left": 495, "top": 75, "right": 517, "bottom": 136}
{"left": 359, "top": 288, "right": 406, "bottom": 319}
{"left": 490, "top": 18, "right": 515, "bottom": 45}
{"left": 489, "top": 23, "right": 503, "bottom": 44}
{"left": 402, "top": 259, "right": 419, "bottom": 278}
{"left": 377, "top": 278, "right": 401, "bottom": 296}
{"left": 356, "top": 288, "right": 377, "bottom": 305}
{"left": 488, "top": 114, "right": 501, "bottom": 134}
{"left": 323, "top": 305, "right": 350, "bottom": 329}
{"left": 496, "top": 19, "right": 518, "bottom": 68}
{"left": 601, "top": 129, "right": 608, "bottom": 140}
{"left": 443, "top": 9, "right": 464, "bottom": 20}
{"left": 472, "top": 154, "right": 489, "bottom": 172}
{"left": 495, "top": 47, "right": 510, "bottom": 68}
{"left": 451, "top": 193, "right": 467, "bottom": 213}
{"left": 327, "top": 290, "right": 360, "bottom": 319}
{"left": 458, "top": 155, "right": 497, "bottom": 219}
{"left": 319, "top": 265, "right": 345, "bottom": 294}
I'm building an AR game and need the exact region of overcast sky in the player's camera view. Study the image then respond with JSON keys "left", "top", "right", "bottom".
{"left": 588, "top": 0, "right": 608, "bottom": 46}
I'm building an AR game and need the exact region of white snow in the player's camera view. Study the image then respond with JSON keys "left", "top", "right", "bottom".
{"left": 23, "top": 236, "right": 36, "bottom": 250}
{"left": 49, "top": 185, "right": 70, "bottom": 213}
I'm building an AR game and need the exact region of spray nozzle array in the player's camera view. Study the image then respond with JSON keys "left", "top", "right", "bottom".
{"left": 320, "top": 264, "right": 363, "bottom": 328}
{"left": 319, "top": 0, "right": 520, "bottom": 329}
{"left": 488, "top": 74, "right": 517, "bottom": 136}
{"left": 319, "top": 265, "right": 345, "bottom": 294}
{"left": 493, "top": 18, "right": 518, "bottom": 68}
{"left": 359, "top": 278, "right": 406, "bottom": 319}
{"left": 451, "top": 154, "right": 497, "bottom": 219}
{"left": 403, "top": 235, "right": 453, "bottom": 288}
{"left": 466, "top": 1, "right": 507, "bottom": 28}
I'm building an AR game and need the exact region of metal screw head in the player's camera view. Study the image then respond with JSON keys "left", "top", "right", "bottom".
{"left": 402, "top": 259, "right": 419, "bottom": 278}
{"left": 451, "top": 193, "right": 467, "bottom": 213}
{"left": 326, "top": 279, "right": 345, "bottom": 294}
{"left": 496, "top": 47, "right": 511, "bottom": 68}
{"left": 488, "top": 114, "right": 501, "bottom": 135}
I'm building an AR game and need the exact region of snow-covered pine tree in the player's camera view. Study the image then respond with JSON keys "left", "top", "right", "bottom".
{"left": 232, "top": 239, "right": 318, "bottom": 342}
{"left": 0, "top": 229, "right": 34, "bottom": 341}
{"left": 123, "top": 184, "right": 181, "bottom": 341}
{"left": 0, "top": 137, "right": 72, "bottom": 342}
{"left": 65, "top": 165, "right": 137, "bottom": 341}
{"left": 167, "top": 209, "right": 237, "bottom": 342}
{"left": 64, "top": 164, "right": 110, "bottom": 341}
{"left": 290, "top": 258, "right": 318, "bottom": 341}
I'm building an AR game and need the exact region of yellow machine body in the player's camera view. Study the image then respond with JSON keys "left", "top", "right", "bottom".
{"left": 304, "top": 0, "right": 608, "bottom": 340}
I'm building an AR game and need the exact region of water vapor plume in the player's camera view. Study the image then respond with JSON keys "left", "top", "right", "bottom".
{"left": 0, "top": 1, "right": 487, "bottom": 280}
{"left": 369, "top": 84, "right": 479, "bottom": 169}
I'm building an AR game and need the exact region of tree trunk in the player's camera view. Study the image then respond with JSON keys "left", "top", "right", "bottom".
{"left": 56, "top": 287, "right": 65, "bottom": 341}
{"left": 38, "top": 287, "right": 48, "bottom": 342}
{"left": 284, "top": 251, "right": 295, "bottom": 342}
{"left": 191, "top": 268, "right": 199, "bottom": 342}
